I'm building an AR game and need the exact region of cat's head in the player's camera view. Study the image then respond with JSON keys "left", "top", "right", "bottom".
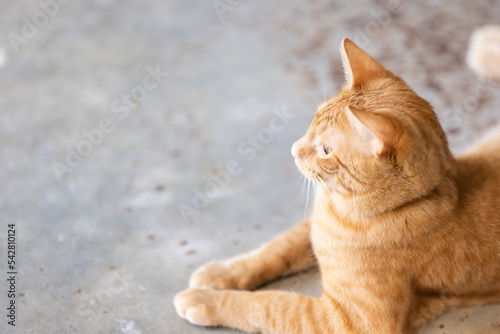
{"left": 292, "top": 38, "right": 455, "bottom": 216}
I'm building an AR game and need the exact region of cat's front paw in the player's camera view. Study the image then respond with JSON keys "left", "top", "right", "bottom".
{"left": 173, "top": 288, "right": 221, "bottom": 327}
{"left": 190, "top": 260, "right": 247, "bottom": 290}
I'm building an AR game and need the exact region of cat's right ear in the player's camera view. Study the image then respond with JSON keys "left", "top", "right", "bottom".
{"left": 340, "top": 38, "right": 386, "bottom": 89}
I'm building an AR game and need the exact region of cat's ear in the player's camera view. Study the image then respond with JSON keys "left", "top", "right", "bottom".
{"left": 340, "top": 38, "right": 386, "bottom": 89}
{"left": 346, "top": 106, "right": 399, "bottom": 156}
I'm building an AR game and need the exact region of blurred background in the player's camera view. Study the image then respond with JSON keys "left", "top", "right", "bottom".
{"left": 1, "top": 1, "right": 500, "bottom": 333}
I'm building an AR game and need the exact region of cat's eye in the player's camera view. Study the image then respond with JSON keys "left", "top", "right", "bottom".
{"left": 322, "top": 145, "right": 332, "bottom": 155}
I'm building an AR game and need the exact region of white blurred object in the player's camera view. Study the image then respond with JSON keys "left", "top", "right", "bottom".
{"left": 467, "top": 25, "right": 500, "bottom": 82}
{"left": 0, "top": 49, "right": 6, "bottom": 68}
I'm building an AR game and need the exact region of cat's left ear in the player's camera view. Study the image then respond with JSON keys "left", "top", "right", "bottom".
{"left": 340, "top": 38, "right": 386, "bottom": 89}
{"left": 346, "top": 106, "right": 399, "bottom": 156}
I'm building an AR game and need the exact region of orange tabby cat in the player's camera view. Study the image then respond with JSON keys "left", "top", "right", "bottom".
{"left": 174, "top": 38, "right": 500, "bottom": 333}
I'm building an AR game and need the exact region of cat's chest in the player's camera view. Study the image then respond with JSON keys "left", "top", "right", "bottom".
{"left": 310, "top": 216, "right": 406, "bottom": 274}
{"left": 311, "top": 217, "right": 359, "bottom": 266}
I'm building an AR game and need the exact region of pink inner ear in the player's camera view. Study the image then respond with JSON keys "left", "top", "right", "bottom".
{"left": 341, "top": 38, "right": 386, "bottom": 89}
{"left": 347, "top": 106, "right": 398, "bottom": 155}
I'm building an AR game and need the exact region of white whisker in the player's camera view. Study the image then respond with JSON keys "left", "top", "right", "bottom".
{"left": 297, "top": 175, "right": 307, "bottom": 200}
{"left": 315, "top": 173, "right": 335, "bottom": 203}
{"left": 316, "top": 178, "right": 335, "bottom": 220}
{"left": 315, "top": 173, "right": 349, "bottom": 226}
{"left": 304, "top": 179, "right": 311, "bottom": 221}
{"left": 306, "top": 92, "right": 320, "bottom": 109}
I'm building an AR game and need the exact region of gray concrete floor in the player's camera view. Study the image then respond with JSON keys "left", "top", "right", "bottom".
{"left": 1, "top": 1, "right": 500, "bottom": 333}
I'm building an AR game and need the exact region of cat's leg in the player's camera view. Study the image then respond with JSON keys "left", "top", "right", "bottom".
{"left": 174, "top": 285, "right": 411, "bottom": 334}
{"left": 190, "top": 221, "right": 315, "bottom": 290}
{"left": 405, "top": 291, "right": 500, "bottom": 333}
{"left": 174, "top": 289, "right": 338, "bottom": 333}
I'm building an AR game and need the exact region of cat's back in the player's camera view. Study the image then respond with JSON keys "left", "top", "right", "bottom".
{"left": 432, "top": 128, "right": 500, "bottom": 292}
{"left": 459, "top": 125, "right": 500, "bottom": 159}
{"left": 455, "top": 126, "right": 500, "bottom": 232}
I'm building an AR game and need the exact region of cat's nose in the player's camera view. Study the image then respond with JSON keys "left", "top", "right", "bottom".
{"left": 291, "top": 143, "right": 300, "bottom": 158}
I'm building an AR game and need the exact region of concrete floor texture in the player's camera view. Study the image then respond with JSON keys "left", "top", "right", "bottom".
{"left": 1, "top": 0, "right": 500, "bottom": 333}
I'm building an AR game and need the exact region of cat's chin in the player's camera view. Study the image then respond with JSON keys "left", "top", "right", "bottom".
{"left": 294, "top": 160, "right": 317, "bottom": 181}
{"left": 296, "top": 167, "right": 316, "bottom": 182}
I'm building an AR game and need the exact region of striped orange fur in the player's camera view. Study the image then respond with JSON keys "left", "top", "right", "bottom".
{"left": 174, "top": 38, "right": 500, "bottom": 333}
